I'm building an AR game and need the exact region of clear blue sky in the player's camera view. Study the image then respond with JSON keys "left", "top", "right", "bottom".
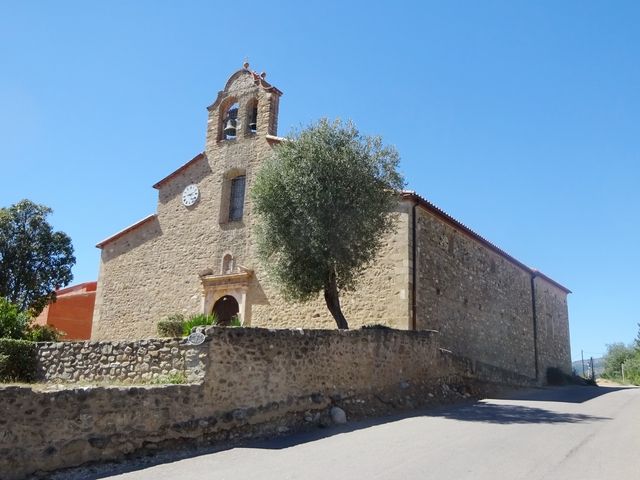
{"left": 1, "top": 1, "right": 638, "bottom": 361}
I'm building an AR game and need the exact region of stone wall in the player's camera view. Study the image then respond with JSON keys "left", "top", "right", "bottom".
{"left": 414, "top": 206, "right": 537, "bottom": 378}
{"left": 1, "top": 327, "right": 456, "bottom": 480}
{"left": 35, "top": 338, "right": 207, "bottom": 383}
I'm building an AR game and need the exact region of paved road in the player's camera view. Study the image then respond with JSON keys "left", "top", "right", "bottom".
{"left": 61, "top": 385, "right": 640, "bottom": 480}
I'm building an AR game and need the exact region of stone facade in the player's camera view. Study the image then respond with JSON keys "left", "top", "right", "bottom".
{"left": 410, "top": 200, "right": 571, "bottom": 379}
{"left": 91, "top": 65, "right": 571, "bottom": 381}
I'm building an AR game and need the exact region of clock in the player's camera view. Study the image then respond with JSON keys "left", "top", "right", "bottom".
{"left": 182, "top": 184, "right": 199, "bottom": 207}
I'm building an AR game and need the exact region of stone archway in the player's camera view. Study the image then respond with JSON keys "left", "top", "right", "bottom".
{"left": 212, "top": 295, "right": 239, "bottom": 326}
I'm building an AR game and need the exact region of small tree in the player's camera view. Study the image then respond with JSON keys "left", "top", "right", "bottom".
{"left": 0, "top": 200, "right": 75, "bottom": 315}
{"left": 602, "top": 342, "right": 635, "bottom": 378}
{"left": 252, "top": 119, "right": 405, "bottom": 329}
{"left": 0, "top": 297, "right": 29, "bottom": 339}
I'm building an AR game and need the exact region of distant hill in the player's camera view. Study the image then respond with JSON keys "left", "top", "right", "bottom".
{"left": 572, "top": 357, "right": 605, "bottom": 377}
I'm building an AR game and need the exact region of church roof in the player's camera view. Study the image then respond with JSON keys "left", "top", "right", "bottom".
{"left": 152, "top": 152, "right": 206, "bottom": 189}
{"left": 402, "top": 191, "right": 571, "bottom": 293}
{"left": 96, "top": 214, "right": 157, "bottom": 249}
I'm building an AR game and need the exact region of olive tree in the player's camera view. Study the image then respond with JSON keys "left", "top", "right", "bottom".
{"left": 251, "top": 119, "right": 405, "bottom": 329}
{"left": 0, "top": 200, "right": 75, "bottom": 314}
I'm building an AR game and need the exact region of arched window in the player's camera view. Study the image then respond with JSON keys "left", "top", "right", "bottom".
{"left": 229, "top": 175, "right": 246, "bottom": 221}
{"left": 246, "top": 98, "right": 258, "bottom": 134}
{"left": 222, "top": 253, "right": 234, "bottom": 274}
{"left": 222, "top": 101, "right": 239, "bottom": 140}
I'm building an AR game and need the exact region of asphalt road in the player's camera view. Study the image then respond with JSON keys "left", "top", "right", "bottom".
{"left": 58, "top": 385, "right": 640, "bottom": 480}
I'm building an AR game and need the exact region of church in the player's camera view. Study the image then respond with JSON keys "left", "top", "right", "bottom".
{"left": 92, "top": 64, "right": 571, "bottom": 382}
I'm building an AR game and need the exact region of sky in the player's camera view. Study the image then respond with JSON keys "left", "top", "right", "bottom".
{"left": 1, "top": 1, "right": 638, "bottom": 361}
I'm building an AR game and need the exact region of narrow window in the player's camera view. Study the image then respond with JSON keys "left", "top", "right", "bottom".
{"left": 229, "top": 175, "right": 246, "bottom": 221}
{"left": 247, "top": 99, "right": 258, "bottom": 134}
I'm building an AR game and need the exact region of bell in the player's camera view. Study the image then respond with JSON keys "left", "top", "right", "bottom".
{"left": 223, "top": 118, "right": 236, "bottom": 137}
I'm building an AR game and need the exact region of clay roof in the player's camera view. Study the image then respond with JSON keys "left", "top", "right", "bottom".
{"left": 152, "top": 153, "right": 206, "bottom": 189}
{"left": 55, "top": 281, "right": 97, "bottom": 296}
{"left": 402, "top": 191, "right": 571, "bottom": 293}
{"left": 96, "top": 214, "right": 157, "bottom": 249}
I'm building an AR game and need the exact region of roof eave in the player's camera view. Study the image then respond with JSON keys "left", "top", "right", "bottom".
{"left": 401, "top": 191, "right": 571, "bottom": 294}
{"left": 96, "top": 214, "right": 157, "bottom": 249}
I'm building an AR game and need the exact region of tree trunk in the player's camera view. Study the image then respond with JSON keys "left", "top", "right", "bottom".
{"left": 324, "top": 269, "right": 349, "bottom": 330}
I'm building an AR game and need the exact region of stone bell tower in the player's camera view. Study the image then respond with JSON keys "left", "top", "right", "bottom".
{"left": 198, "top": 63, "right": 283, "bottom": 326}
{"left": 205, "top": 62, "right": 282, "bottom": 149}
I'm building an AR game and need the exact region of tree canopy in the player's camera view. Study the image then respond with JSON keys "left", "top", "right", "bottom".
{"left": 251, "top": 119, "right": 405, "bottom": 329}
{"left": 0, "top": 200, "right": 75, "bottom": 314}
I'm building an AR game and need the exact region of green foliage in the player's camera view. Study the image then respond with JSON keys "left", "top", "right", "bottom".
{"left": 157, "top": 314, "right": 185, "bottom": 337}
{"left": 0, "top": 200, "right": 75, "bottom": 314}
{"left": 157, "top": 313, "right": 222, "bottom": 337}
{"left": 600, "top": 338, "right": 640, "bottom": 385}
{"left": 602, "top": 342, "right": 635, "bottom": 377}
{"left": 252, "top": 119, "right": 405, "bottom": 328}
{"left": 0, "top": 297, "right": 30, "bottom": 339}
{"left": 182, "top": 313, "right": 217, "bottom": 335}
{"left": 0, "top": 338, "right": 36, "bottom": 382}
{"left": 229, "top": 315, "right": 242, "bottom": 327}
{"left": 24, "top": 324, "right": 64, "bottom": 342}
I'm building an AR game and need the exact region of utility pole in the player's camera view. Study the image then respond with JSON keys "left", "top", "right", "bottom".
{"left": 582, "top": 350, "right": 585, "bottom": 377}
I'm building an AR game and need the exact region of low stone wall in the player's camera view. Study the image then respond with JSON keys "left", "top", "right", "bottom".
{"left": 0, "top": 327, "right": 523, "bottom": 479}
{"left": 35, "top": 338, "right": 207, "bottom": 383}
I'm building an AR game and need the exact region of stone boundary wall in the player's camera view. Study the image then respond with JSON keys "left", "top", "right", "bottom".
{"left": 1, "top": 327, "right": 529, "bottom": 480}
{"left": 35, "top": 338, "right": 207, "bottom": 384}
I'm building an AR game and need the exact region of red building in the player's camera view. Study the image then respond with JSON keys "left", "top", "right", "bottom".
{"left": 34, "top": 282, "right": 97, "bottom": 340}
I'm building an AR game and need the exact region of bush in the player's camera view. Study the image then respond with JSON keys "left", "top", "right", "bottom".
{"left": 25, "top": 324, "right": 64, "bottom": 342}
{"left": 157, "top": 314, "right": 185, "bottom": 337}
{"left": 158, "top": 312, "right": 242, "bottom": 337}
{"left": 0, "top": 297, "right": 30, "bottom": 339}
{"left": 182, "top": 314, "right": 217, "bottom": 335}
{"left": 0, "top": 338, "right": 36, "bottom": 382}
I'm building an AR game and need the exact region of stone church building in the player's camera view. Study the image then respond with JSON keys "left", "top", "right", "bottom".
{"left": 92, "top": 65, "right": 571, "bottom": 382}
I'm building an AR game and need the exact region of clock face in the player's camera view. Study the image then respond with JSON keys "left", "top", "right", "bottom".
{"left": 182, "top": 184, "right": 199, "bottom": 207}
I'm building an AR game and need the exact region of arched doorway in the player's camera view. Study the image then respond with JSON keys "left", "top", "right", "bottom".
{"left": 212, "top": 295, "right": 239, "bottom": 326}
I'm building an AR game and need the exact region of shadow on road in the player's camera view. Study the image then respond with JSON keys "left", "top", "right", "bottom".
{"left": 493, "top": 385, "right": 630, "bottom": 404}
{"left": 425, "top": 402, "right": 609, "bottom": 424}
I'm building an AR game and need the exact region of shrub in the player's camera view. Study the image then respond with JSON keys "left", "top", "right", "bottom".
{"left": 183, "top": 314, "right": 217, "bottom": 335}
{"left": 157, "top": 314, "right": 185, "bottom": 337}
{"left": 229, "top": 315, "right": 242, "bottom": 327}
{"left": 0, "top": 338, "right": 36, "bottom": 382}
{"left": 25, "top": 324, "right": 64, "bottom": 342}
{"left": 0, "top": 297, "right": 30, "bottom": 339}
